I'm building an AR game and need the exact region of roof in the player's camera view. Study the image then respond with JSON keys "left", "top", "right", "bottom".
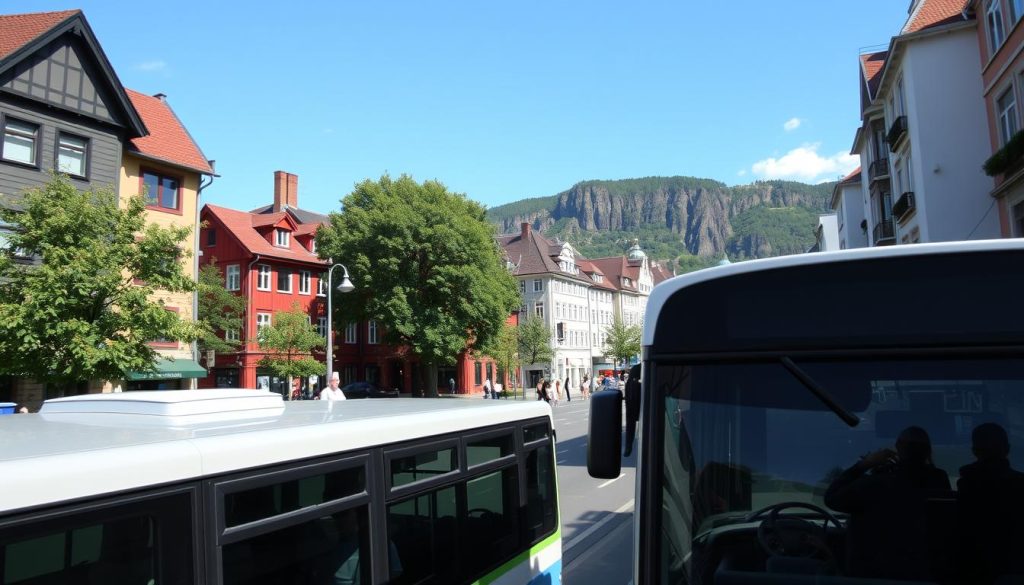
{"left": 497, "top": 228, "right": 595, "bottom": 285}
{"left": 643, "top": 239, "right": 1024, "bottom": 345}
{"left": 125, "top": 89, "right": 213, "bottom": 174}
{"left": 840, "top": 167, "right": 862, "bottom": 185}
{"left": 0, "top": 9, "right": 77, "bottom": 60}
{"left": 590, "top": 256, "right": 641, "bottom": 293}
{"left": 860, "top": 51, "right": 888, "bottom": 101}
{"left": 204, "top": 204, "right": 326, "bottom": 265}
{"left": 578, "top": 258, "right": 617, "bottom": 291}
{"left": 903, "top": 0, "right": 969, "bottom": 34}
{"left": 0, "top": 391, "right": 551, "bottom": 513}
{"left": 251, "top": 204, "right": 330, "bottom": 225}
{"left": 650, "top": 261, "right": 673, "bottom": 285}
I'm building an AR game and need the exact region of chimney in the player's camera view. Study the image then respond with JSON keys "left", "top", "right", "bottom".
{"left": 273, "top": 171, "right": 288, "bottom": 212}
{"left": 521, "top": 222, "right": 531, "bottom": 239}
{"left": 286, "top": 173, "right": 298, "bottom": 208}
{"left": 153, "top": 93, "right": 166, "bottom": 101}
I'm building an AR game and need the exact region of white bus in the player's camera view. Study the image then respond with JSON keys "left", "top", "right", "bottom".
{"left": 0, "top": 391, "right": 561, "bottom": 585}
{"left": 589, "top": 240, "right": 1024, "bottom": 585}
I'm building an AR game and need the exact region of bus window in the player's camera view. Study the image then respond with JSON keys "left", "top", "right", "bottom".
{"left": 387, "top": 486, "right": 458, "bottom": 584}
{"left": 523, "top": 422, "right": 550, "bottom": 444}
{"left": 224, "top": 465, "right": 365, "bottom": 528}
{"left": 390, "top": 446, "right": 458, "bottom": 488}
{"left": 463, "top": 467, "right": 520, "bottom": 577}
{"left": 222, "top": 505, "right": 371, "bottom": 585}
{"left": 466, "top": 433, "right": 514, "bottom": 467}
{"left": 524, "top": 443, "right": 557, "bottom": 544}
{"left": 0, "top": 492, "right": 193, "bottom": 585}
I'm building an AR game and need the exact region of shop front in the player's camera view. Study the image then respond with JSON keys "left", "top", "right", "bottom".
{"left": 125, "top": 358, "right": 207, "bottom": 391}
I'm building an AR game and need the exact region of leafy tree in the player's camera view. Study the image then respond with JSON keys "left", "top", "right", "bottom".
{"left": 603, "top": 316, "right": 641, "bottom": 374}
{"left": 480, "top": 321, "right": 519, "bottom": 398}
{"left": 197, "top": 260, "right": 246, "bottom": 358}
{"left": 256, "top": 303, "right": 325, "bottom": 400}
{"left": 0, "top": 174, "right": 199, "bottom": 395}
{"left": 317, "top": 174, "right": 520, "bottom": 397}
{"left": 517, "top": 315, "right": 553, "bottom": 376}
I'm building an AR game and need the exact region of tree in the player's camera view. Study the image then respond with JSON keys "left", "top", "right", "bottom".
{"left": 197, "top": 260, "right": 246, "bottom": 359}
{"left": 256, "top": 303, "right": 325, "bottom": 399}
{"left": 480, "top": 321, "right": 519, "bottom": 398}
{"left": 517, "top": 315, "right": 553, "bottom": 387}
{"left": 317, "top": 174, "right": 520, "bottom": 397}
{"left": 603, "top": 316, "right": 641, "bottom": 375}
{"left": 0, "top": 174, "right": 199, "bottom": 394}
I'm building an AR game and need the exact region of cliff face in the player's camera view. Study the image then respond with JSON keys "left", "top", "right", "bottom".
{"left": 491, "top": 177, "right": 832, "bottom": 259}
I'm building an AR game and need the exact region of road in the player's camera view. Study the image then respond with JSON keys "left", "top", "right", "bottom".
{"left": 549, "top": 395, "right": 636, "bottom": 585}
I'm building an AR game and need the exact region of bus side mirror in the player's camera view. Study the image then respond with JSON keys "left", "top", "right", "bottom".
{"left": 588, "top": 389, "right": 622, "bottom": 479}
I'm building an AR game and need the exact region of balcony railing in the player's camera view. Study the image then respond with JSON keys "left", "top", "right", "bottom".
{"left": 873, "top": 219, "right": 895, "bottom": 245}
{"left": 892, "top": 191, "right": 916, "bottom": 223}
{"left": 868, "top": 158, "right": 890, "bottom": 183}
{"left": 886, "top": 116, "right": 908, "bottom": 152}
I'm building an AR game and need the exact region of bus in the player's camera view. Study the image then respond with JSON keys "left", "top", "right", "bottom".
{"left": 0, "top": 390, "right": 560, "bottom": 585}
{"left": 589, "top": 240, "right": 1024, "bottom": 585}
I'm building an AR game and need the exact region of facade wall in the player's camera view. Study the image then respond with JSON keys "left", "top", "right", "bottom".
{"left": 837, "top": 183, "right": 868, "bottom": 249}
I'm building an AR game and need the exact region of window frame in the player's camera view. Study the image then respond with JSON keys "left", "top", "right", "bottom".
{"left": 368, "top": 320, "right": 379, "bottom": 344}
{"left": 257, "top": 265, "right": 272, "bottom": 291}
{"left": 256, "top": 312, "right": 272, "bottom": 338}
{"left": 998, "top": 85, "right": 1019, "bottom": 145}
{"left": 533, "top": 279, "right": 543, "bottom": 292}
{"left": 225, "top": 264, "right": 240, "bottom": 291}
{"left": 274, "top": 229, "right": 290, "bottom": 248}
{"left": 1, "top": 115, "right": 41, "bottom": 169}
{"left": 206, "top": 228, "right": 216, "bottom": 247}
{"left": 298, "top": 270, "right": 311, "bottom": 295}
{"left": 140, "top": 168, "right": 184, "bottom": 215}
{"left": 55, "top": 131, "right": 90, "bottom": 179}
{"left": 345, "top": 322, "right": 357, "bottom": 344}
{"left": 989, "top": 0, "right": 1007, "bottom": 54}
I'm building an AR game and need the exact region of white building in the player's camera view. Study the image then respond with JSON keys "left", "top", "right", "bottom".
{"left": 831, "top": 168, "right": 868, "bottom": 250}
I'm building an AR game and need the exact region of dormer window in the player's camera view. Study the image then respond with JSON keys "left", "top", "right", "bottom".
{"left": 275, "top": 229, "right": 290, "bottom": 248}
{"left": 310, "top": 238, "right": 317, "bottom": 254}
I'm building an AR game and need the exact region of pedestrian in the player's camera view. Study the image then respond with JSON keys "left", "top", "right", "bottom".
{"left": 448, "top": 377, "right": 456, "bottom": 395}
{"left": 536, "top": 378, "right": 544, "bottom": 401}
{"left": 539, "top": 381, "right": 552, "bottom": 404}
{"left": 564, "top": 376, "right": 571, "bottom": 402}
{"left": 290, "top": 378, "right": 303, "bottom": 401}
{"left": 581, "top": 375, "right": 590, "bottom": 400}
{"left": 483, "top": 376, "right": 492, "bottom": 399}
{"left": 553, "top": 379, "right": 561, "bottom": 406}
{"left": 15, "top": 404, "right": 28, "bottom": 413}
{"left": 321, "top": 372, "right": 346, "bottom": 401}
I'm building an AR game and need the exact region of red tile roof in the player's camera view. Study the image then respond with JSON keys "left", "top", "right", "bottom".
{"left": 204, "top": 204, "right": 326, "bottom": 265}
{"left": 650, "top": 261, "right": 673, "bottom": 285}
{"left": 840, "top": 167, "right": 862, "bottom": 185}
{"left": 903, "top": 0, "right": 969, "bottom": 34}
{"left": 578, "top": 258, "right": 617, "bottom": 291}
{"left": 860, "top": 51, "right": 887, "bottom": 100}
{"left": 591, "top": 256, "right": 641, "bottom": 293}
{"left": 0, "top": 10, "right": 77, "bottom": 61}
{"left": 125, "top": 89, "right": 213, "bottom": 174}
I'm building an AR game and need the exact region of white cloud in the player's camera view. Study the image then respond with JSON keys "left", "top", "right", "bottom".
{"left": 783, "top": 117, "right": 802, "bottom": 132}
{"left": 751, "top": 143, "right": 858, "bottom": 183}
{"left": 737, "top": 169, "right": 747, "bottom": 177}
{"left": 136, "top": 60, "right": 167, "bottom": 72}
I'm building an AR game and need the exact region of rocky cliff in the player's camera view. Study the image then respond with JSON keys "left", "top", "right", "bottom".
{"left": 489, "top": 176, "right": 833, "bottom": 262}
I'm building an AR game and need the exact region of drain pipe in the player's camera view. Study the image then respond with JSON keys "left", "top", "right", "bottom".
{"left": 192, "top": 160, "right": 219, "bottom": 389}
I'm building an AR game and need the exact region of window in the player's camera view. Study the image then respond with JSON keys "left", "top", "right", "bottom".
{"left": 391, "top": 447, "right": 458, "bottom": 488}
{"left": 318, "top": 274, "right": 327, "bottom": 296}
{"left": 310, "top": 238, "right": 316, "bottom": 254}
{"left": 0, "top": 492, "right": 194, "bottom": 585}
{"left": 989, "top": 0, "right": 1006, "bottom": 53}
{"left": 474, "top": 361, "right": 482, "bottom": 385}
{"left": 1014, "top": 0, "right": 1024, "bottom": 23}
{"left": 1014, "top": 200, "right": 1024, "bottom": 236}
{"left": 299, "top": 270, "right": 311, "bottom": 295}
{"left": 534, "top": 302, "right": 544, "bottom": 318}
{"left": 388, "top": 486, "right": 458, "bottom": 584}
{"left": 368, "top": 320, "right": 379, "bottom": 344}
{"left": 226, "top": 264, "right": 240, "bottom": 291}
{"left": 519, "top": 281, "right": 526, "bottom": 295}
{"left": 56, "top": 133, "right": 88, "bottom": 177}
{"left": 258, "top": 266, "right": 270, "bottom": 290}
{"left": 317, "top": 317, "right": 327, "bottom": 337}
{"left": 142, "top": 171, "right": 180, "bottom": 211}
{"left": 206, "top": 228, "right": 216, "bottom": 247}
{"left": 2, "top": 118, "right": 38, "bottom": 166}
{"left": 345, "top": 322, "right": 357, "bottom": 344}
{"left": 226, "top": 329, "right": 240, "bottom": 342}
{"left": 275, "top": 229, "right": 290, "bottom": 248}
{"left": 277, "top": 269, "right": 292, "bottom": 293}
{"left": 998, "top": 87, "right": 1018, "bottom": 145}
{"left": 224, "top": 466, "right": 365, "bottom": 527}
{"left": 257, "top": 313, "right": 271, "bottom": 337}
{"left": 533, "top": 279, "right": 543, "bottom": 292}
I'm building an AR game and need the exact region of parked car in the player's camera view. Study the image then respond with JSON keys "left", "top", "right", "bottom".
{"left": 340, "top": 381, "right": 400, "bottom": 399}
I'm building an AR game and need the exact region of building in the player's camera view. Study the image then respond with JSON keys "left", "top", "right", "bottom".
{"left": 830, "top": 167, "right": 868, "bottom": 250}
{"left": 809, "top": 214, "right": 841, "bottom": 253}
{"left": 198, "top": 172, "right": 328, "bottom": 394}
{"left": 851, "top": 0, "right": 998, "bottom": 247}
{"left": 590, "top": 242, "right": 654, "bottom": 370}
{"left": 970, "top": 0, "right": 1024, "bottom": 235}
{"left": 0, "top": 10, "right": 211, "bottom": 404}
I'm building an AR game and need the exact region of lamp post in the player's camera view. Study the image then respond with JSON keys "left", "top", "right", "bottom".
{"left": 325, "top": 263, "right": 355, "bottom": 383}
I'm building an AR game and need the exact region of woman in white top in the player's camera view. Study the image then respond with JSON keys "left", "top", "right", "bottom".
{"left": 321, "top": 373, "right": 347, "bottom": 401}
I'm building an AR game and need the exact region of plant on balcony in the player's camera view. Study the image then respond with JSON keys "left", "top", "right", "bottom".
{"left": 984, "top": 129, "right": 1024, "bottom": 177}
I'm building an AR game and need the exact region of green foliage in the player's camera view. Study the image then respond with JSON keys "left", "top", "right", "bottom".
{"left": 573, "top": 175, "right": 728, "bottom": 197}
{"left": 197, "top": 260, "right": 246, "bottom": 355}
{"left": 727, "top": 206, "right": 822, "bottom": 259}
{"left": 984, "top": 129, "right": 1024, "bottom": 176}
{"left": 675, "top": 253, "right": 715, "bottom": 275}
{"left": 0, "top": 174, "right": 199, "bottom": 391}
{"left": 317, "top": 174, "right": 521, "bottom": 395}
{"left": 517, "top": 315, "right": 553, "bottom": 367}
{"left": 481, "top": 321, "right": 520, "bottom": 396}
{"left": 603, "top": 316, "right": 641, "bottom": 371}
{"left": 257, "top": 303, "right": 325, "bottom": 389}
{"left": 486, "top": 195, "right": 558, "bottom": 223}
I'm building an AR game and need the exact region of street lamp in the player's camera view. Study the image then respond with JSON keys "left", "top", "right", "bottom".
{"left": 326, "top": 263, "right": 355, "bottom": 383}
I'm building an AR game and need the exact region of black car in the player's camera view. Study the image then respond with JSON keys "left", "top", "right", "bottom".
{"left": 340, "top": 381, "right": 400, "bottom": 399}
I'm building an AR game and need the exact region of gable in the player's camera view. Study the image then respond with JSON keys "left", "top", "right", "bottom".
{"left": 2, "top": 35, "right": 119, "bottom": 125}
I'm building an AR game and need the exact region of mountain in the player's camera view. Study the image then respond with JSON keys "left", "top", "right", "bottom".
{"left": 487, "top": 176, "right": 834, "bottom": 269}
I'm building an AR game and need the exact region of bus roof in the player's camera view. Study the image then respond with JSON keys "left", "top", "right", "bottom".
{"left": 643, "top": 239, "right": 1024, "bottom": 346}
{"left": 0, "top": 392, "right": 550, "bottom": 514}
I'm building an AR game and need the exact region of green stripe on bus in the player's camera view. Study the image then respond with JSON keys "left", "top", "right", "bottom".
{"left": 471, "top": 529, "right": 561, "bottom": 585}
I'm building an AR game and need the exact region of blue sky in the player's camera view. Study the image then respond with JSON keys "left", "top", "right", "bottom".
{"left": 9, "top": 1, "right": 909, "bottom": 212}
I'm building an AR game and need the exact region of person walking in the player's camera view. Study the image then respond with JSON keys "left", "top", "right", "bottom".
{"left": 539, "top": 381, "right": 552, "bottom": 404}
{"left": 553, "top": 379, "right": 561, "bottom": 406}
{"left": 564, "top": 376, "right": 572, "bottom": 402}
{"left": 448, "top": 377, "right": 456, "bottom": 395}
{"left": 581, "top": 375, "right": 590, "bottom": 400}
{"left": 321, "top": 372, "right": 346, "bottom": 401}
{"left": 536, "top": 378, "right": 544, "bottom": 401}
{"left": 483, "top": 376, "right": 492, "bottom": 399}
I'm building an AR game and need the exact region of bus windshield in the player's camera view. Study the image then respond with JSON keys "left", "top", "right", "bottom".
{"left": 658, "top": 356, "right": 1024, "bottom": 584}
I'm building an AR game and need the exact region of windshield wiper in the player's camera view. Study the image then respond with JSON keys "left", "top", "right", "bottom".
{"left": 780, "top": 357, "right": 859, "bottom": 428}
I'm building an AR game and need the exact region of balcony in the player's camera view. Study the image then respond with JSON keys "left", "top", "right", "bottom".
{"left": 873, "top": 219, "right": 895, "bottom": 245}
{"left": 892, "top": 191, "right": 916, "bottom": 223}
{"left": 886, "top": 116, "right": 908, "bottom": 152}
{"left": 868, "top": 158, "right": 890, "bottom": 184}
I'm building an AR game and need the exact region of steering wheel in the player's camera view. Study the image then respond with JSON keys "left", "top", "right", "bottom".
{"left": 745, "top": 502, "right": 843, "bottom": 559}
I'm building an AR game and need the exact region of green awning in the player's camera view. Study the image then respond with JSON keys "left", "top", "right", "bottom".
{"left": 127, "top": 358, "right": 207, "bottom": 381}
